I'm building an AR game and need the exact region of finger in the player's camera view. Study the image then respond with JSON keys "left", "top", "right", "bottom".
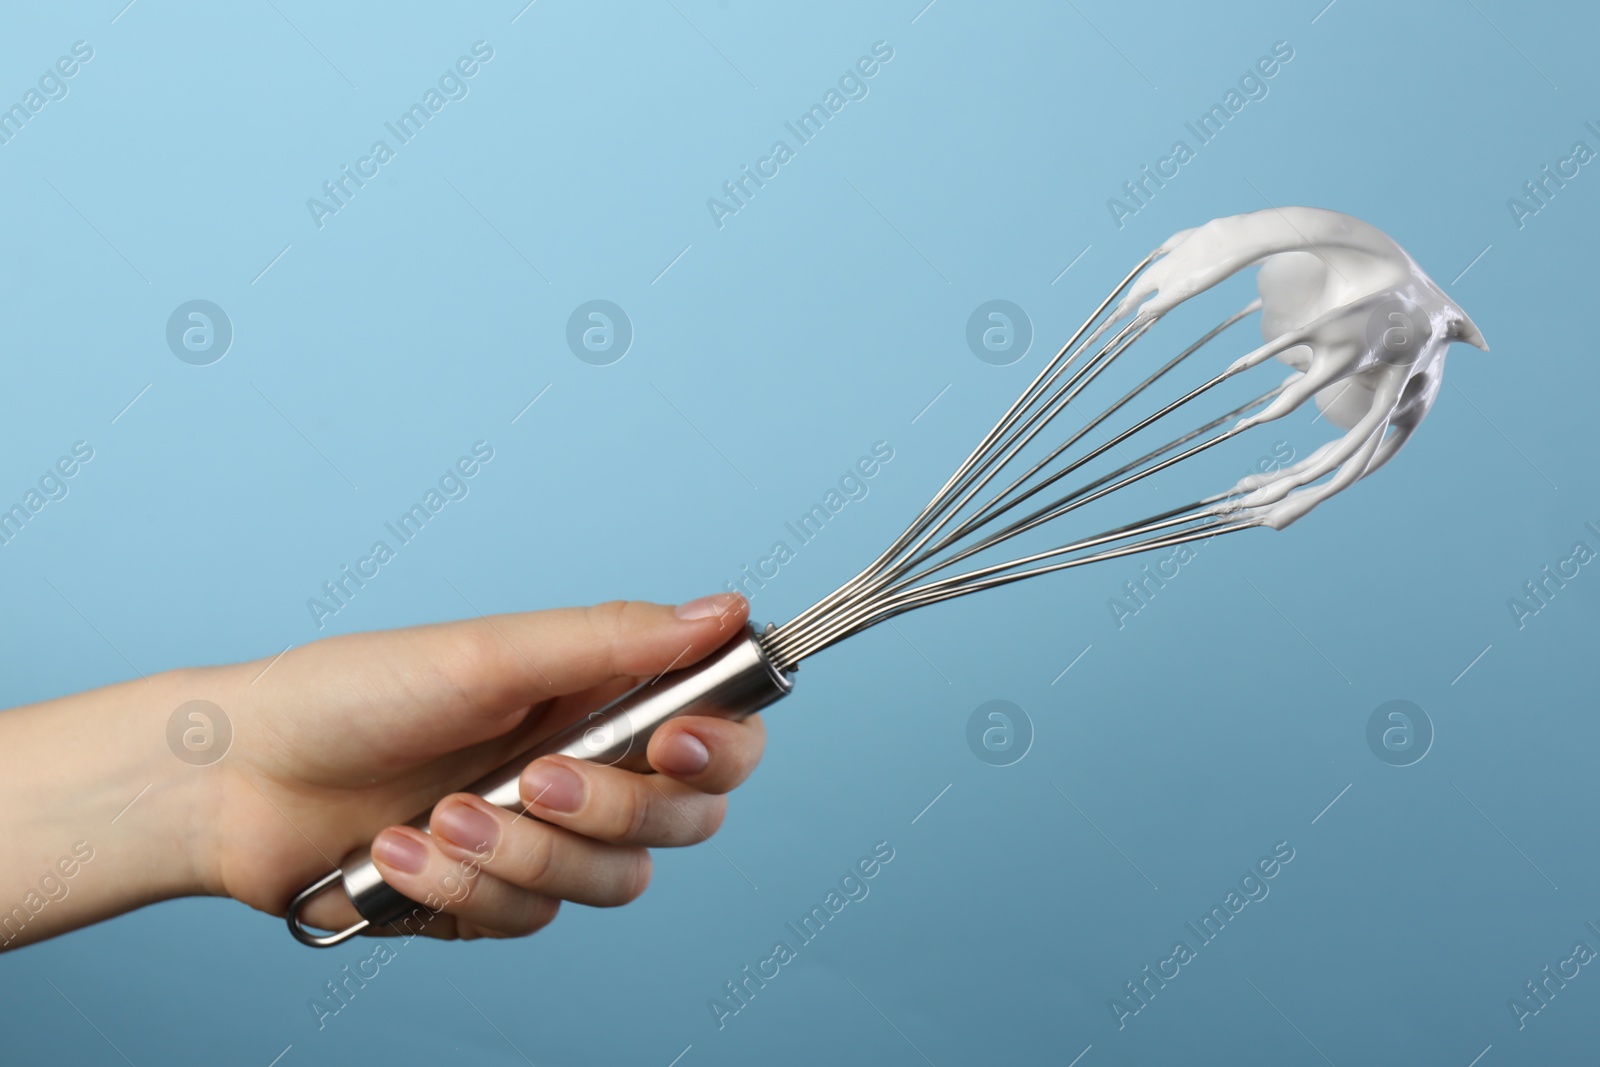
{"left": 647, "top": 713, "right": 767, "bottom": 795}
{"left": 369, "top": 826, "right": 561, "bottom": 938}
{"left": 519, "top": 755, "right": 727, "bottom": 847}
{"left": 498, "top": 594, "right": 752, "bottom": 697}
{"left": 287, "top": 593, "right": 751, "bottom": 765}
{"left": 430, "top": 794, "right": 652, "bottom": 908}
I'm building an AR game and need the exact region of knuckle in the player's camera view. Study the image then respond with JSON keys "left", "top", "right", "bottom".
{"left": 697, "top": 796, "right": 728, "bottom": 841}
{"left": 434, "top": 623, "right": 516, "bottom": 707}
{"left": 458, "top": 621, "right": 510, "bottom": 677}
{"left": 588, "top": 599, "right": 632, "bottom": 631}
{"left": 625, "top": 849, "right": 654, "bottom": 904}
{"left": 618, "top": 782, "right": 653, "bottom": 843}
{"left": 586, "top": 599, "right": 670, "bottom": 678}
{"left": 517, "top": 824, "right": 556, "bottom": 888}
{"left": 444, "top": 863, "right": 482, "bottom": 909}
{"left": 584, "top": 600, "right": 633, "bottom": 676}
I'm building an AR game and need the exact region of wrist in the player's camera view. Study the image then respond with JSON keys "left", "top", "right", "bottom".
{"left": 0, "top": 668, "right": 223, "bottom": 947}
{"left": 129, "top": 667, "right": 233, "bottom": 899}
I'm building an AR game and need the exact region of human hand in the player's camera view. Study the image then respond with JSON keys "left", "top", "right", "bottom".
{"left": 0, "top": 593, "right": 764, "bottom": 948}
{"left": 217, "top": 593, "right": 764, "bottom": 941}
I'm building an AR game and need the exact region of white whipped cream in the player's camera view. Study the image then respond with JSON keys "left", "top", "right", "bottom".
{"left": 1114, "top": 207, "right": 1486, "bottom": 529}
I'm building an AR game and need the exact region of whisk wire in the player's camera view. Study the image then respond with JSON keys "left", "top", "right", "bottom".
{"left": 910, "top": 301, "right": 1264, "bottom": 567}
{"left": 890, "top": 381, "right": 1284, "bottom": 595}
{"left": 761, "top": 254, "right": 1291, "bottom": 671}
{"left": 772, "top": 253, "right": 1158, "bottom": 646}
{"left": 774, "top": 516, "right": 1258, "bottom": 663}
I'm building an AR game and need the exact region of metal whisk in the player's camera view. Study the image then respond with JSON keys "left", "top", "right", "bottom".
{"left": 288, "top": 207, "right": 1484, "bottom": 945}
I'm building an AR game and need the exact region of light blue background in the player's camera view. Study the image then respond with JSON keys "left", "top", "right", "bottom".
{"left": 2, "top": 1, "right": 1596, "bottom": 1064}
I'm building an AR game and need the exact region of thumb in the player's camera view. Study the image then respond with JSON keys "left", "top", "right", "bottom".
{"left": 492, "top": 593, "right": 753, "bottom": 699}
{"left": 374, "top": 592, "right": 752, "bottom": 760}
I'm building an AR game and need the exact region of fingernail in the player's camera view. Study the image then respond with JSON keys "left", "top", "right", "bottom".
{"left": 433, "top": 799, "right": 499, "bottom": 852}
{"left": 522, "top": 760, "right": 584, "bottom": 814}
{"left": 656, "top": 731, "right": 710, "bottom": 776}
{"left": 674, "top": 592, "right": 741, "bottom": 621}
{"left": 372, "top": 829, "right": 427, "bottom": 875}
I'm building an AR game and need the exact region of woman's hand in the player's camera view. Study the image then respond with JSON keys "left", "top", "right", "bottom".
{"left": 0, "top": 593, "right": 765, "bottom": 948}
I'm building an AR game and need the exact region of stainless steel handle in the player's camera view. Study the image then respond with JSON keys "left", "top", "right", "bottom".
{"left": 286, "top": 624, "right": 793, "bottom": 946}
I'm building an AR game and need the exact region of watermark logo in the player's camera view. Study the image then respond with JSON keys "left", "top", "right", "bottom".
{"left": 1108, "top": 441, "right": 1295, "bottom": 628}
{"left": 166, "top": 699, "right": 232, "bottom": 766}
{"left": 1109, "top": 841, "right": 1296, "bottom": 1029}
{"left": 725, "top": 441, "right": 895, "bottom": 602}
{"left": 566, "top": 300, "right": 633, "bottom": 366}
{"left": 0, "top": 41, "right": 94, "bottom": 149}
{"left": 966, "top": 300, "right": 1032, "bottom": 366}
{"left": 1365, "top": 699, "right": 1432, "bottom": 767}
{"left": 309, "top": 841, "right": 496, "bottom": 1030}
{"left": 166, "top": 300, "right": 233, "bottom": 366}
{"left": 708, "top": 840, "right": 895, "bottom": 1030}
{"left": 0, "top": 441, "right": 95, "bottom": 549}
{"left": 1365, "top": 297, "right": 1431, "bottom": 368}
{"left": 1508, "top": 921, "right": 1600, "bottom": 1031}
{"left": 1106, "top": 41, "right": 1294, "bottom": 229}
{"left": 1506, "top": 122, "right": 1599, "bottom": 230}
{"left": 577, "top": 708, "right": 632, "bottom": 767}
{"left": 705, "top": 42, "right": 896, "bottom": 230}
{"left": 966, "top": 699, "right": 1033, "bottom": 767}
{"left": 1507, "top": 521, "right": 1599, "bottom": 630}
{"left": 305, "top": 42, "right": 495, "bottom": 230}
{"left": 0, "top": 841, "right": 95, "bottom": 949}
{"left": 307, "top": 442, "right": 495, "bottom": 629}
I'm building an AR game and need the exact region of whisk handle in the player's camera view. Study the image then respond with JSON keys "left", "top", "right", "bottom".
{"left": 285, "top": 624, "right": 794, "bottom": 947}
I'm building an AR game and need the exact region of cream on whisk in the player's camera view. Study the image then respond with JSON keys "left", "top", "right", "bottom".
{"left": 1113, "top": 207, "right": 1487, "bottom": 528}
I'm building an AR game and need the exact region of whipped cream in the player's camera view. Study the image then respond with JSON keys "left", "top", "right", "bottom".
{"left": 1114, "top": 207, "right": 1486, "bottom": 529}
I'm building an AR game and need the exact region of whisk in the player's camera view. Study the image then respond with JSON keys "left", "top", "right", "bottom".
{"left": 288, "top": 206, "right": 1486, "bottom": 945}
